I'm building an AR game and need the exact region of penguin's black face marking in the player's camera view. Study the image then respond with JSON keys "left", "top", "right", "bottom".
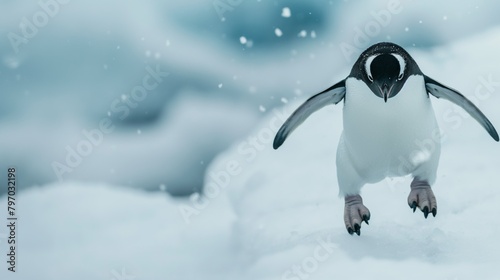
{"left": 366, "top": 54, "right": 405, "bottom": 102}
{"left": 349, "top": 42, "right": 423, "bottom": 102}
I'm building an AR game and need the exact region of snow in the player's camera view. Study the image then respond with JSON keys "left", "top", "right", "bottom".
{"left": 275, "top": 28, "right": 283, "bottom": 37}
{"left": 0, "top": 183, "right": 237, "bottom": 280}
{"left": 282, "top": 7, "right": 292, "bottom": 18}
{"left": 1, "top": 27, "right": 500, "bottom": 280}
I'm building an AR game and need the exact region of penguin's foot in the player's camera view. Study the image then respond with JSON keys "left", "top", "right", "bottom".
{"left": 344, "top": 195, "right": 370, "bottom": 236}
{"left": 408, "top": 179, "right": 437, "bottom": 218}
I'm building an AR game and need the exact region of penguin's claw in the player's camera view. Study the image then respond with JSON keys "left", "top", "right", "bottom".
{"left": 362, "top": 214, "right": 370, "bottom": 225}
{"left": 347, "top": 227, "right": 354, "bottom": 235}
{"left": 354, "top": 224, "right": 361, "bottom": 236}
{"left": 344, "top": 195, "right": 371, "bottom": 236}
{"left": 411, "top": 201, "right": 417, "bottom": 213}
{"left": 408, "top": 182, "right": 437, "bottom": 219}
{"left": 423, "top": 206, "right": 429, "bottom": 219}
{"left": 431, "top": 207, "right": 437, "bottom": 217}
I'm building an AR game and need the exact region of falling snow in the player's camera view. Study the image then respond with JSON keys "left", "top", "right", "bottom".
{"left": 282, "top": 7, "right": 291, "bottom": 18}
{"left": 275, "top": 28, "right": 283, "bottom": 37}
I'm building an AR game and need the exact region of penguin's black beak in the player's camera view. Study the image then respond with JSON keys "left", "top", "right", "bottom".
{"left": 382, "top": 83, "right": 390, "bottom": 103}
{"left": 376, "top": 81, "right": 394, "bottom": 103}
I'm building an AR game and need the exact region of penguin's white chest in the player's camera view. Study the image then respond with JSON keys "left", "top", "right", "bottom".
{"left": 340, "top": 75, "right": 440, "bottom": 182}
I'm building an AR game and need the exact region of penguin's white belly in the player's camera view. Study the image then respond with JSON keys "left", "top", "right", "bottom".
{"left": 340, "top": 75, "right": 440, "bottom": 183}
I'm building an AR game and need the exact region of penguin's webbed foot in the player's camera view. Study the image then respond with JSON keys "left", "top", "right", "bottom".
{"left": 408, "top": 180, "right": 437, "bottom": 218}
{"left": 344, "top": 194, "right": 370, "bottom": 236}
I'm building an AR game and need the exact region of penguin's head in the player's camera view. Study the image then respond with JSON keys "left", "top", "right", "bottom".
{"left": 350, "top": 42, "right": 423, "bottom": 102}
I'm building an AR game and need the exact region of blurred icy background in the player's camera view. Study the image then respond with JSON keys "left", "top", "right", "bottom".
{"left": 1, "top": 0, "right": 500, "bottom": 279}
{"left": 1, "top": 0, "right": 500, "bottom": 195}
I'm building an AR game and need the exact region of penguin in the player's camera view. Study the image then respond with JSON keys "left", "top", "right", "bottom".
{"left": 273, "top": 42, "right": 498, "bottom": 236}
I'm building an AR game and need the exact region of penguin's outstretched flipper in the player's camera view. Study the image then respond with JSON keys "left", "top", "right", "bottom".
{"left": 424, "top": 75, "right": 499, "bottom": 141}
{"left": 273, "top": 80, "right": 346, "bottom": 149}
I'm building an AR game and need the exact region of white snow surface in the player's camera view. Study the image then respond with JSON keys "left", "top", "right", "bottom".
{"left": 2, "top": 27, "right": 500, "bottom": 280}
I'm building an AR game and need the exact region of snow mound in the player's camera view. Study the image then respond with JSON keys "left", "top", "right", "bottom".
{"left": 206, "top": 27, "right": 500, "bottom": 279}
{"left": 0, "top": 183, "right": 236, "bottom": 280}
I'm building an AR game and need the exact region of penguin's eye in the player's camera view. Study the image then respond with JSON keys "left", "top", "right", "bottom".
{"left": 368, "top": 75, "right": 374, "bottom": 82}
{"left": 397, "top": 73, "right": 404, "bottom": 80}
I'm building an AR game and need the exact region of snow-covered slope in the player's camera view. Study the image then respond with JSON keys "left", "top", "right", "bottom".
{"left": 205, "top": 26, "right": 500, "bottom": 279}
{"left": 0, "top": 183, "right": 238, "bottom": 280}
{"left": 1, "top": 26, "right": 500, "bottom": 280}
